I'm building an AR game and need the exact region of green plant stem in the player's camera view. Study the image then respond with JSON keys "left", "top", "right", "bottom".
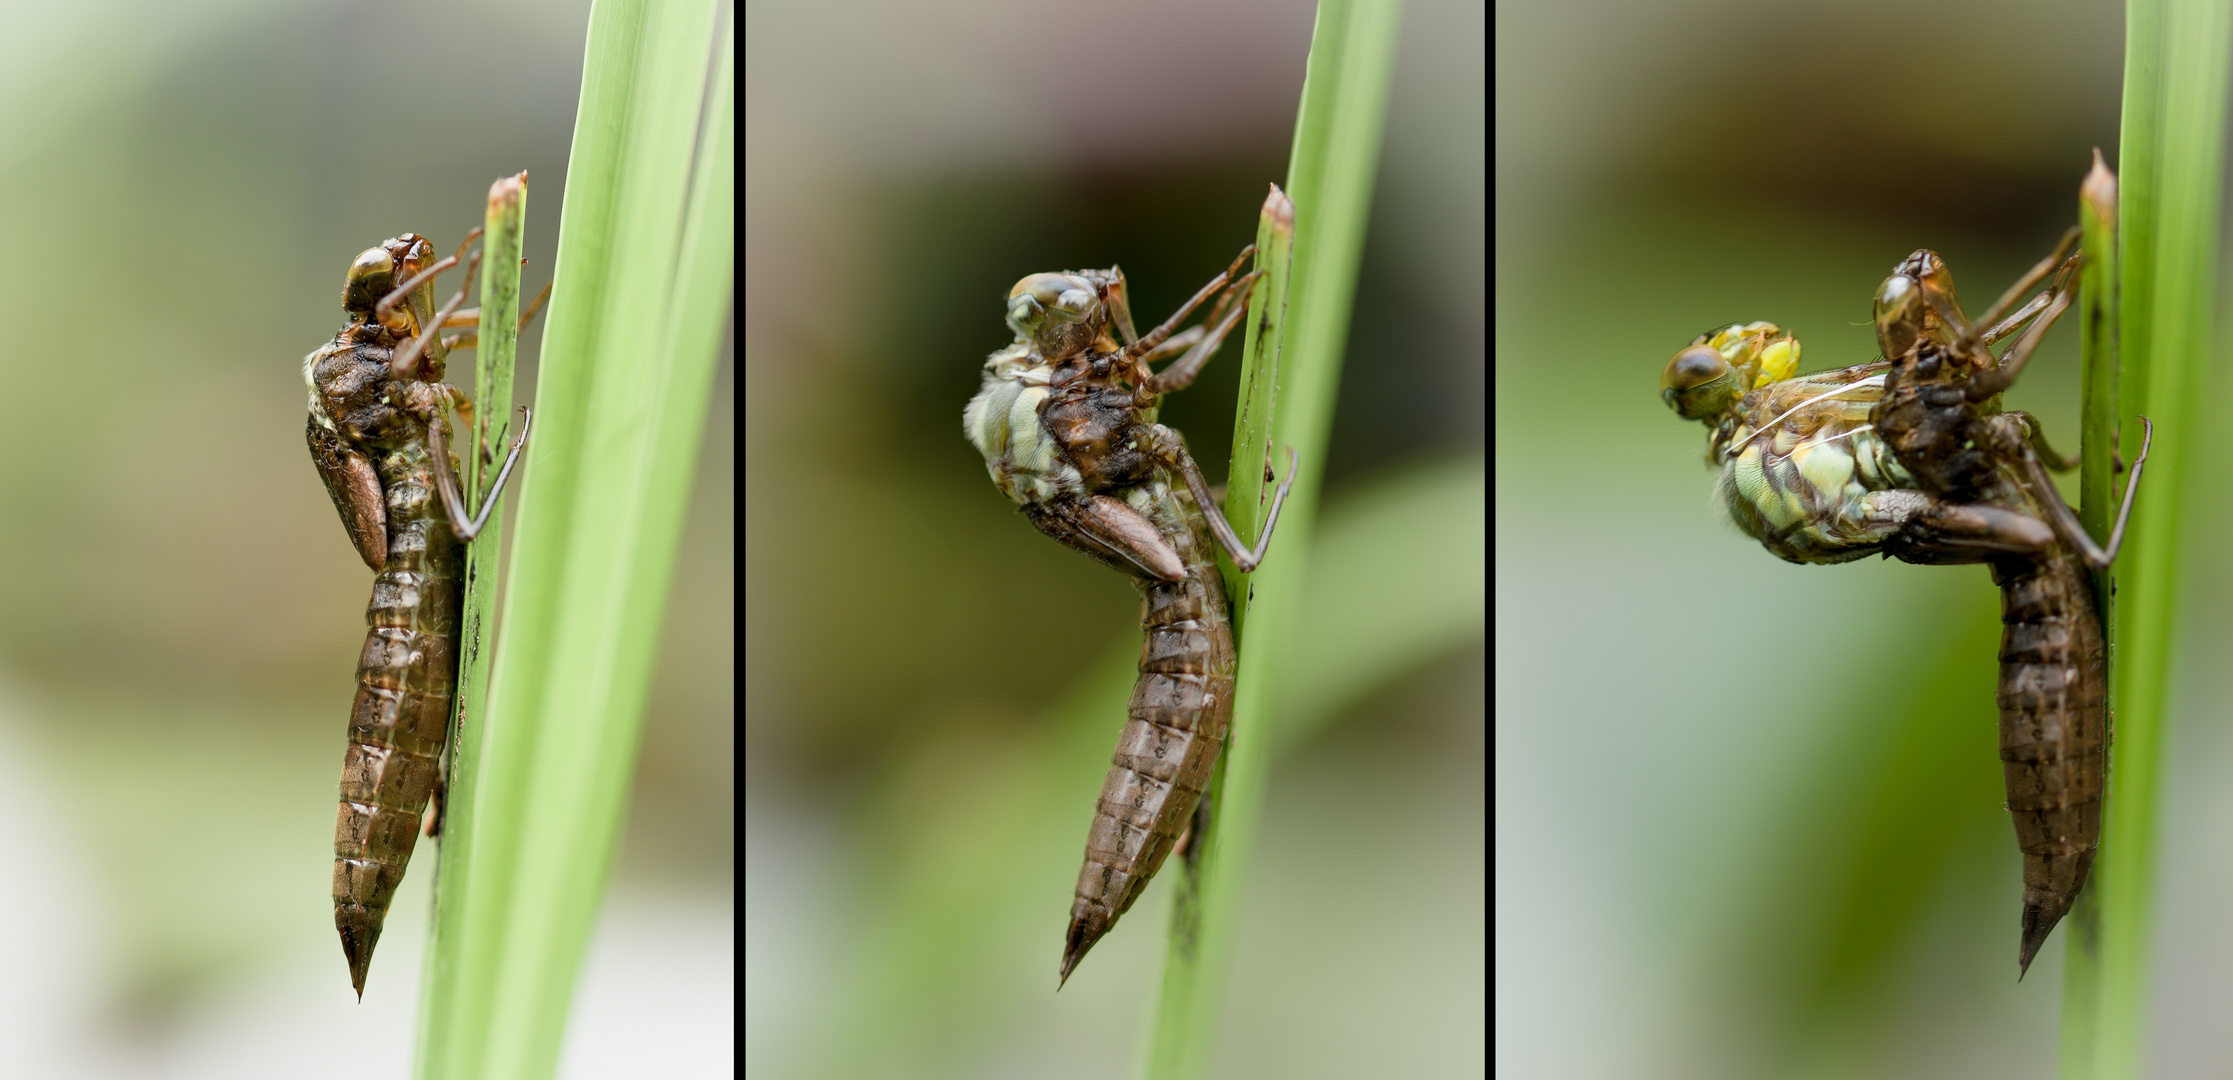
{"left": 1143, "top": 183, "right": 1291, "bottom": 1032}
{"left": 1140, "top": 1, "right": 1401, "bottom": 1076}
{"left": 416, "top": 168, "right": 528, "bottom": 1048}
{"left": 415, "top": 1, "right": 733, "bottom": 1076}
{"left": 2069, "top": 1, "right": 2230, "bottom": 1076}
{"left": 2060, "top": 150, "right": 2116, "bottom": 1075}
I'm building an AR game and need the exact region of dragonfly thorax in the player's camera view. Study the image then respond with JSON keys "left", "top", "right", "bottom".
{"left": 964, "top": 347, "right": 1081, "bottom": 505}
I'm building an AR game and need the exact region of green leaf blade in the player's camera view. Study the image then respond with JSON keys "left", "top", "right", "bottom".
{"left": 416, "top": 1, "right": 733, "bottom": 1077}
{"left": 2066, "top": 2, "right": 2230, "bottom": 1076}
{"left": 1142, "top": 2, "right": 1404, "bottom": 1076}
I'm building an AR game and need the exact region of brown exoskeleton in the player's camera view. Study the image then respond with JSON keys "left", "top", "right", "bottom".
{"left": 1662, "top": 211, "right": 2152, "bottom": 976}
{"left": 1866, "top": 229, "right": 2150, "bottom": 976}
{"left": 304, "top": 227, "right": 548, "bottom": 997}
{"left": 964, "top": 243, "right": 1297, "bottom": 985}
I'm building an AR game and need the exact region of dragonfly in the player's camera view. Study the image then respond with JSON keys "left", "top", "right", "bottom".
{"left": 303, "top": 227, "right": 548, "bottom": 997}
{"left": 1660, "top": 226, "right": 2150, "bottom": 977}
{"left": 963, "top": 243, "right": 1297, "bottom": 985}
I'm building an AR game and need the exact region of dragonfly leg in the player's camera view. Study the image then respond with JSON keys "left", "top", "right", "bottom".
{"left": 441, "top": 386, "right": 508, "bottom": 471}
{"left": 1171, "top": 263, "right": 1257, "bottom": 360}
{"left": 449, "top": 386, "right": 479, "bottom": 443}
{"left": 1156, "top": 431, "right": 1298, "bottom": 573}
{"left": 1121, "top": 244, "right": 1256, "bottom": 364}
{"left": 443, "top": 388, "right": 505, "bottom": 470}
{"left": 1135, "top": 325, "right": 1205, "bottom": 367}
{"left": 1877, "top": 493, "right": 2057, "bottom": 565}
{"left": 521, "top": 279, "right": 553, "bottom": 329}
{"left": 1963, "top": 227, "right": 2082, "bottom": 349}
{"left": 1978, "top": 289, "right": 2052, "bottom": 348}
{"left": 1966, "top": 281, "right": 2075, "bottom": 401}
{"left": 436, "top": 307, "right": 478, "bottom": 353}
{"left": 1143, "top": 269, "right": 1260, "bottom": 396}
{"left": 1977, "top": 254, "right": 2080, "bottom": 348}
{"left": 375, "top": 228, "right": 483, "bottom": 321}
{"left": 428, "top": 404, "right": 533, "bottom": 542}
{"left": 2004, "top": 410, "right": 2081, "bottom": 471}
{"left": 2011, "top": 415, "right": 2153, "bottom": 569}
{"left": 438, "top": 279, "right": 555, "bottom": 352}
{"left": 392, "top": 244, "right": 485, "bottom": 380}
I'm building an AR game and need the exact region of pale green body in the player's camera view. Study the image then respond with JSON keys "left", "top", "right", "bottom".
{"left": 964, "top": 343, "right": 1078, "bottom": 505}
{"left": 1708, "top": 362, "right": 1922, "bottom": 564}
{"left": 1666, "top": 322, "right": 1925, "bottom": 565}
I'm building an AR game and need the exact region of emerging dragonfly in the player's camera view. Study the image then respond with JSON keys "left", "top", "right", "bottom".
{"left": 964, "top": 244, "right": 1296, "bottom": 985}
{"left": 1660, "top": 223, "right": 2150, "bottom": 977}
{"left": 303, "top": 227, "right": 548, "bottom": 997}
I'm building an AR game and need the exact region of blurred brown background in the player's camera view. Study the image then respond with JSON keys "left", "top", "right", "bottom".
{"left": 747, "top": 0, "right": 1484, "bottom": 1076}
{"left": 0, "top": 1, "right": 732, "bottom": 1075}
{"left": 1498, "top": 0, "right": 2233, "bottom": 1077}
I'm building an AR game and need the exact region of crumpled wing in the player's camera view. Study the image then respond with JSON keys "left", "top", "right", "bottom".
{"left": 307, "top": 415, "right": 387, "bottom": 570}
{"left": 1025, "top": 495, "right": 1186, "bottom": 583}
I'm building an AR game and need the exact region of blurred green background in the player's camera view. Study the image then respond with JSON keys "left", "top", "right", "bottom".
{"left": 0, "top": 1, "right": 732, "bottom": 1075}
{"left": 1497, "top": 0, "right": 2233, "bottom": 1076}
{"left": 746, "top": 0, "right": 1483, "bottom": 1077}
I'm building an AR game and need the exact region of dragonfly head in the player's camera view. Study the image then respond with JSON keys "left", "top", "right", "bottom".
{"left": 1662, "top": 322, "right": 1799, "bottom": 422}
{"left": 1874, "top": 249, "right": 1958, "bottom": 359}
{"left": 341, "top": 234, "right": 440, "bottom": 343}
{"left": 1007, "top": 270, "right": 1118, "bottom": 358}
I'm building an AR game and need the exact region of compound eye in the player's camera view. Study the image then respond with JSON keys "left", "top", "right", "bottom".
{"left": 1006, "top": 273, "right": 1099, "bottom": 335}
{"left": 1874, "top": 274, "right": 1917, "bottom": 322}
{"left": 1052, "top": 286, "right": 1095, "bottom": 317}
{"left": 1661, "top": 344, "right": 1737, "bottom": 420}
{"left": 341, "top": 246, "right": 399, "bottom": 316}
{"left": 1662, "top": 345, "right": 1729, "bottom": 392}
{"left": 1874, "top": 273, "right": 1924, "bottom": 356}
{"left": 348, "top": 246, "right": 395, "bottom": 286}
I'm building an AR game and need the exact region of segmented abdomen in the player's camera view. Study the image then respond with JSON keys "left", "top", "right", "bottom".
{"left": 1061, "top": 478, "right": 1235, "bottom": 981}
{"left": 1992, "top": 549, "right": 2106, "bottom": 973}
{"left": 332, "top": 439, "right": 463, "bottom": 989}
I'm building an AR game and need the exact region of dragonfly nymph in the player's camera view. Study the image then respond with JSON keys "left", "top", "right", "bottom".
{"left": 1661, "top": 226, "right": 2150, "bottom": 976}
{"left": 304, "top": 228, "right": 548, "bottom": 997}
{"left": 964, "top": 244, "right": 1296, "bottom": 985}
